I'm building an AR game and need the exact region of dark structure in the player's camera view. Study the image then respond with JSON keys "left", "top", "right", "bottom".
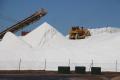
{"left": 91, "top": 67, "right": 101, "bottom": 75}
{"left": 75, "top": 66, "right": 86, "bottom": 74}
{"left": 58, "top": 66, "right": 70, "bottom": 74}
{"left": 21, "top": 31, "right": 29, "bottom": 36}
{"left": 0, "top": 8, "right": 47, "bottom": 39}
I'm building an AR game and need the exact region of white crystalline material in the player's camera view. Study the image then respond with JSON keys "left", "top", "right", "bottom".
{"left": 0, "top": 22, "right": 120, "bottom": 71}
{"left": 0, "top": 32, "right": 31, "bottom": 49}
{"left": 0, "top": 32, "right": 32, "bottom": 70}
{"left": 23, "top": 22, "right": 65, "bottom": 47}
{"left": 90, "top": 27, "right": 120, "bottom": 35}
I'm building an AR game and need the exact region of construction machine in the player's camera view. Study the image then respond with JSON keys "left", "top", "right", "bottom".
{"left": 0, "top": 8, "right": 47, "bottom": 39}
{"left": 69, "top": 26, "right": 91, "bottom": 39}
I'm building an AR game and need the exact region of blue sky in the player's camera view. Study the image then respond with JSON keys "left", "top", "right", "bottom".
{"left": 0, "top": 0, "right": 120, "bottom": 35}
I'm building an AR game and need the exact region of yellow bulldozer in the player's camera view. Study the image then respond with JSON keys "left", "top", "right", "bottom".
{"left": 69, "top": 26, "right": 91, "bottom": 39}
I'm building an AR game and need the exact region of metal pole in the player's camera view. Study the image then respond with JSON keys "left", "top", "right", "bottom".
{"left": 44, "top": 59, "right": 46, "bottom": 71}
{"left": 91, "top": 59, "right": 93, "bottom": 67}
{"left": 68, "top": 59, "right": 70, "bottom": 66}
{"left": 19, "top": 58, "right": 21, "bottom": 71}
{"left": 115, "top": 60, "right": 118, "bottom": 72}
{"left": 89, "top": 59, "right": 93, "bottom": 71}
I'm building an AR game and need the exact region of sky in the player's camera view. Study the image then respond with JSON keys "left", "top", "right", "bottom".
{"left": 0, "top": 0, "right": 120, "bottom": 35}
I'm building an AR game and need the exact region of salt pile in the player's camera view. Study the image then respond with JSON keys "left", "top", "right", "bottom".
{"left": 23, "top": 22, "right": 65, "bottom": 48}
{"left": 0, "top": 22, "right": 120, "bottom": 71}
{"left": 90, "top": 27, "right": 120, "bottom": 35}
{"left": 0, "top": 32, "right": 31, "bottom": 49}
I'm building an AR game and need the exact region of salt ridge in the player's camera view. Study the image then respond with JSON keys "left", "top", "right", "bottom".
{"left": 90, "top": 27, "right": 120, "bottom": 35}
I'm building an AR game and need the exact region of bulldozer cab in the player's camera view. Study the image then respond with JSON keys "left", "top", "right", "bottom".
{"left": 69, "top": 26, "right": 91, "bottom": 39}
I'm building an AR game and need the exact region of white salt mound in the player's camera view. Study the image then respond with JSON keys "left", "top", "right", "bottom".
{"left": 0, "top": 22, "right": 120, "bottom": 71}
{"left": 90, "top": 27, "right": 120, "bottom": 35}
{"left": 0, "top": 32, "right": 30, "bottom": 49}
{"left": 23, "top": 22, "right": 65, "bottom": 47}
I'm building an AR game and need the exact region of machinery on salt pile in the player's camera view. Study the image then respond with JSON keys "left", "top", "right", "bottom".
{"left": 69, "top": 26, "right": 91, "bottom": 39}
{"left": 0, "top": 8, "right": 47, "bottom": 39}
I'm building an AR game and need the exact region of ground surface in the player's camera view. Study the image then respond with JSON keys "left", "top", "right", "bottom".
{"left": 0, "top": 71, "right": 120, "bottom": 80}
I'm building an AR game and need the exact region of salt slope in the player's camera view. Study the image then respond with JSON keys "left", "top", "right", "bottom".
{"left": 0, "top": 32, "right": 32, "bottom": 60}
{"left": 23, "top": 22, "right": 65, "bottom": 47}
{"left": 90, "top": 27, "right": 120, "bottom": 35}
{"left": 0, "top": 32, "right": 31, "bottom": 50}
